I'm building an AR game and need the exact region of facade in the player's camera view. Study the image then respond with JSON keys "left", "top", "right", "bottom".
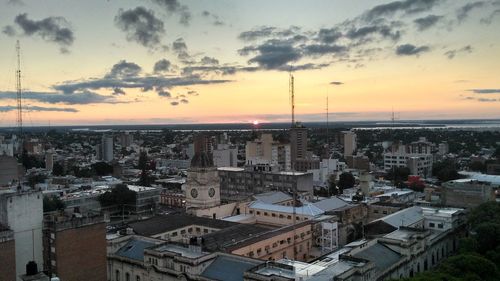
{"left": 213, "top": 144, "right": 238, "bottom": 167}
{"left": 246, "top": 134, "right": 291, "bottom": 171}
{"left": 102, "top": 135, "right": 114, "bottom": 162}
{"left": 343, "top": 131, "right": 357, "bottom": 156}
{"left": 218, "top": 168, "right": 314, "bottom": 202}
{"left": 384, "top": 139, "right": 433, "bottom": 178}
{"left": 127, "top": 185, "right": 162, "bottom": 216}
{"left": 119, "top": 132, "right": 134, "bottom": 148}
{"left": 442, "top": 179, "right": 496, "bottom": 208}
{"left": 0, "top": 225, "right": 16, "bottom": 281}
{"left": 0, "top": 189, "right": 43, "bottom": 281}
{"left": 0, "top": 156, "right": 19, "bottom": 186}
{"left": 43, "top": 215, "right": 107, "bottom": 281}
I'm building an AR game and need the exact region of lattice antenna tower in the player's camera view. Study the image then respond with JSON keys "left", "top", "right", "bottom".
{"left": 16, "top": 40, "right": 23, "bottom": 137}
{"left": 289, "top": 71, "right": 295, "bottom": 128}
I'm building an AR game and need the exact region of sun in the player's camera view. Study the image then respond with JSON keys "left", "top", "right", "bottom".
{"left": 252, "top": 120, "right": 259, "bottom": 126}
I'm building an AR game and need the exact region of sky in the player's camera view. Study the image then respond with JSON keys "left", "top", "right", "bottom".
{"left": 0, "top": 0, "right": 499, "bottom": 126}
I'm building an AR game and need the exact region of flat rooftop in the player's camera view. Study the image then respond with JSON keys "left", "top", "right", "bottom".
{"left": 153, "top": 244, "right": 208, "bottom": 258}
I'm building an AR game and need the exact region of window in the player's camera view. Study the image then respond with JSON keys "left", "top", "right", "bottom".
{"left": 249, "top": 251, "right": 254, "bottom": 257}
{"left": 136, "top": 276, "right": 140, "bottom": 281}
{"left": 271, "top": 213, "right": 276, "bottom": 217}
{"left": 382, "top": 211, "right": 387, "bottom": 214}
{"left": 115, "top": 270, "right": 120, "bottom": 281}
{"left": 287, "top": 215, "right": 292, "bottom": 220}
{"left": 249, "top": 210, "right": 254, "bottom": 214}
{"left": 196, "top": 227, "right": 201, "bottom": 232}
{"left": 279, "top": 214, "right": 284, "bottom": 219}
{"left": 264, "top": 212, "right": 268, "bottom": 216}
{"left": 429, "top": 222, "right": 435, "bottom": 228}
{"left": 374, "top": 210, "right": 379, "bottom": 214}
{"left": 257, "top": 211, "right": 261, "bottom": 215}
{"left": 437, "top": 224, "right": 443, "bottom": 229}
{"left": 188, "top": 227, "right": 193, "bottom": 233}
{"left": 204, "top": 229, "right": 209, "bottom": 233}
{"left": 126, "top": 273, "right": 130, "bottom": 281}
{"left": 181, "top": 229, "right": 186, "bottom": 234}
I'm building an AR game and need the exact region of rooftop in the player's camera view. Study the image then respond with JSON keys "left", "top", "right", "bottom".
{"left": 254, "top": 191, "right": 292, "bottom": 204}
{"left": 353, "top": 242, "right": 402, "bottom": 275}
{"left": 115, "top": 238, "right": 157, "bottom": 261}
{"left": 128, "top": 214, "right": 238, "bottom": 236}
{"left": 202, "top": 223, "right": 274, "bottom": 252}
{"left": 374, "top": 206, "right": 423, "bottom": 228}
{"left": 249, "top": 201, "right": 324, "bottom": 217}
{"left": 152, "top": 243, "right": 208, "bottom": 258}
{"left": 201, "top": 254, "right": 262, "bottom": 281}
{"left": 312, "top": 197, "right": 349, "bottom": 212}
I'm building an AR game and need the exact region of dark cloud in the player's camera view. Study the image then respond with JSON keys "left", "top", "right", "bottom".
{"left": 317, "top": 28, "right": 342, "bottom": 44}
{"left": 201, "top": 10, "right": 225, "bottom": 26}
{"left": 414, "top": 15, "right": 442, "bottom": 30}
{"left": 172, "top": 38, "right": 191, "bottom": 61}
{"left": 170, "top": 101, "right": 179, "bottom": 106}
{"left": 395, "top": 44, "right": 430, "bottom": 56}
{"left": 0, "top": 90, "right": 123, "bottom": 105}
{"left": 151, "top": 0, "right": 191, "bottom": 26}
{"left": 302, "top": 44, "right": 347, "bottom": 56}
{"left": 112, "top": 88, "right": 126, "bottom": 95}
{"left": 346, "top": 24, "right": 401, "bottom": 42}
{"left": 6, "top": 13, "right": 74, "bottom": 53}
{"left": 238, "top": 26, "right": 276, "bottom": 41}
{"left": 106, "top": 60, "right": 142, "bottom": 78}
{"left": 2, "top": 25, "right": 16, "bottom": 36}
{"left": 444, "top": 45, "right": 472, "bottom": 59}
{"left": 480, "top": 9, "right": 500, "bottom": 24}
{"left": 182, "top": 65, "right": 237, "bottom": 76}
{"left": 469, "top": 89, "right": 500, "bottom": 94}
{"left": 180, "top": 98, "right": 189, "bottom": 104}
{"left": 364, "top": 0, "right": 441, "bottom": 21}
{"left": 115, "top": 7, "right": 165, "bottom": 49}
{"left": 157, "top": 89, "right": 171, "bottom": 97}
{"left": 330, "top": 81, "right": 344, "bottom": 85}
{"left": 153, "top": 59, "right": 172, "bottom": 73}
{"left": 0, "top": 105, "right": 77, "bottom": 113}
{"left": 240, "top": 39, "right": 302, "bottom": 70}
{"left": 200, "top": 56, "right": 219, "bottom": 65}
{"left": 187, "top": 90, "right": 199, "bottom": 96}
{"left": 457, "top": 1, "right": 485, "bottom": 22}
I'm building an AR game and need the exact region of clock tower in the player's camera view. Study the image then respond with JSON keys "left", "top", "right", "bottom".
{"left": 185, "top": 135, "right": 220, "bottom": 210}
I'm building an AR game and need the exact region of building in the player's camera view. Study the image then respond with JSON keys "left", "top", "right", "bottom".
{"left": 0, "top": 156, "right": 19, "bottom": 186}
{"left": 102, "top": 135, "right": 114, "bottom": 162}
{"left": 486, "top": 163, "right": 500, "bottom": 175}
{"left": 185, "top": 142, "right": 221, "bottom": 211}
{"left": 438, "top": 142, "right": 449, "bottom": 155}
{"left": 213, "top": 144, "right": 238, "bottom": 167}
{"left": 0, "top": 224, "right": 16, "bottom": 281}
{"left": 218, "top": 168, "right": 314, "bottom": 202}
{"left": 442, "top": 179, "right": 496, "bottom": 208}
{"left": 0, "top": 189, "right": 43, "bottom": 281}
{"left": 44, "top": 151, "right": 53, "bottom": 172}
{"left": 246, "top": 134, "right": 291, "bottom": 171}
{"left": 43, "top": 215, "right": 107, "bottom": 281}
{"left": 384, "top": 139, "right": 433, "bottom": 178}
{"left": 343, "top": 131, "right": 357, "bottom": 156}
{"left": 107, "top": 235, "right": 263, "bottom": 281}
{"left": 126, "top": 185, "right": 162, "bottom": 216}
{"left": 119, "top": 132, "right": 134, "bottom": 148}
{"left": 290, "top": 124, "right": 320, "bottom": 172}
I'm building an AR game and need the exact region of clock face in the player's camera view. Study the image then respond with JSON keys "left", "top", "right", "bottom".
{"left": 190, "top": 188, "right": 198, "bottom": 198}
{"left": 208, "top": 187, "right": 215, "bottom": 198}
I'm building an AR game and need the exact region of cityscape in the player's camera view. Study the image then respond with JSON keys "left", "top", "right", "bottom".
{"left": 1, "top": 1, "right": 500, "bottom": 281}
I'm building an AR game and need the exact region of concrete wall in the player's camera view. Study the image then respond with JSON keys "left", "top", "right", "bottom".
{"left": 0, "top": 237, "right": 16, "bottom": 281}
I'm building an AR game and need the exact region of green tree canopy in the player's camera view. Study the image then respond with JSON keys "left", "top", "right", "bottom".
{"left": 97, "top": 184, "right": 137, "bottom": 207}
{"left": 43, "top": 196, "right": 66, "bottom": 213}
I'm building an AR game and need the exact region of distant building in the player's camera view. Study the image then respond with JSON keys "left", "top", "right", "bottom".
{"left": 246, "top": 134, "right": 291, "bottom": 171}
{"left": 438, "top": 142, "right": 449, "bottom": 155}
{"left": 486, "top": 163, "right": 500, "bottom": 175}
{"left": 290, "top": 124, "right": 319, "bottom": 172}
{"left": 43, "top": 215, "right": 107, "bottom": 281}
{"left": 102, "top": 135, "right": 114, "bottom": 162}
{"left": 213, "top": 144, "right": 238, "bottom": 167}
{"left": 343, "top": 131, "right": 357, "bottom": 156}
{"left": 345, "top": 154, "right": 370, "bottom": 171}
{"left": 44, "top": 151, "right": 53, "bottom": 172}
{"left": 384, "top": 138, "right": 433, "bottom": 178}
{"left": 0, "top": 156, "right": 19, "bottom": 186}
{"left": 119, "top": 132, "right": 134, "bottom": 148}
{"left": 442, "top": 179, "right": 496, "bottom": 208}
{"left": 0, "top": 189, "right": 43, "bottom": 281}
{"left": 218, "top": 168, "right": 314, "bottom": 202}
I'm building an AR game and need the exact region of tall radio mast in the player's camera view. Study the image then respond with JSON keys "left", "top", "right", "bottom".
{"left": 289, "top": 72, "right": 295, "bottom": 127}
{"left": 16, "top": 40, "right": 23, "bottom": 137}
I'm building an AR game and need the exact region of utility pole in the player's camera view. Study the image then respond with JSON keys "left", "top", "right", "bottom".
{"left": 16, "top": 40, "right": 23, "bottom": 138}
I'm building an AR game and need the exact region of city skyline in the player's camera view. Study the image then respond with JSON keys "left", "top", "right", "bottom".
{"left": 0, "top": 0, "right": 500, "bottom": 126}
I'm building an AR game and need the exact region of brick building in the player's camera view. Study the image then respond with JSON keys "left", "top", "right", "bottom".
{"left": 0, "top": 224, "right": 16, "bottom": 281}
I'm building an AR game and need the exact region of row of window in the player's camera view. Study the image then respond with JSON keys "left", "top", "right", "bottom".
{"left": 249, "top": 210, "right": 309, "bottom": 221}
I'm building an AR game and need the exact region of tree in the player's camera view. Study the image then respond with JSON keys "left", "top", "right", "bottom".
{"left": 433, "top": 160, "right": 461, "bottom": 182}
{"left": 469, "top": 161, "right": 486, "bottom": 173}
{"left": 91, "top": 161, "right": 113, "bottom": 176}
{"left": 43, "top": 196, "right": 66, "bottom": 213}
{"left": 97, "top": 184, "right": 137, "bottom": 207}
{"left": 52, "top": 162, "right": 64, "bottom": 176}
{"left": 337, "top": 172, "right": 355, "bottom": 191}
{"left": 386, "top": 167, "right": 411, "bottom": 182}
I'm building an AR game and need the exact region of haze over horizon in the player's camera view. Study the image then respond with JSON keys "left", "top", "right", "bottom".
{"left": 1, "top": 0, "right": 500, "bottom": 126}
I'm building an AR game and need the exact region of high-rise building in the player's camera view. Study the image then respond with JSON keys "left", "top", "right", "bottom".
{"left": 290, "top": 124, "right": 319, "bottom": 172}
{"left": 119, "top": 132, "right": 134, "bottom": 148}
{"left": 246, "top": 134, "right": 291, "bottom": 171}
{"left": 0, "top": 189, "right": 43, "bottom": 281}
{"left": 384, "top": 138, "right": 433, "bottom": 178}
{"left": 44, "top": 150, "right": 53, "bottom": 172}
{"left": 101, "top": 135, "right": 114, "bottom": 162}
{"left": 343, "top": 131, "right": 357, "bottom": 156}
{"left": 213, "top": 144, "right": 238, "bottom": 167}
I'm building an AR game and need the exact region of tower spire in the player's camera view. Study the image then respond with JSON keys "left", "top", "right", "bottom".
{"left": 16, "top": 40, "right": 23, "bottom": 137}
{"left": 289, "top": 71, "right": 295, "bottom": 128}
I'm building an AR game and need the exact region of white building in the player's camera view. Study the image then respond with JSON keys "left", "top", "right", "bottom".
{"left": 0, "top": 189, "right": 44, "bottom": 281}
{"left": 384, "top": 138, "right": 433, "bottom": 178}
{"left": 246, "top": 134, "right": 291, "bottom": 171}
{"left": 212, "top": 144, "right": 238, "bottom": 167}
